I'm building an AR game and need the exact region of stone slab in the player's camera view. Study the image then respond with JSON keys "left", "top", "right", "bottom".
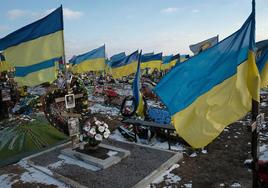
{"left": 26, "top": 139, "right": 183, "bottom": 188}
{"left": 60, "top": 143, "right": 130, "bottom": 170}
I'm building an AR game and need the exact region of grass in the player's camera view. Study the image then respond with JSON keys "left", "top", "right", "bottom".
{"left": 0, "top": 116, "right": 68, "bottom": 161}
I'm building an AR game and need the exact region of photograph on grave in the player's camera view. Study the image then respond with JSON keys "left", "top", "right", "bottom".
{"left": 65, "top": 94, "right": 75, "bottom": 109}
{"left": 68, "top": 117, "right": 79, "bottom": 136}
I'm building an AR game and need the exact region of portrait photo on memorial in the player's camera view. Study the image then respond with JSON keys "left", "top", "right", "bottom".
{"left": 65, "top": 94, "right": 75, "bottom": 109}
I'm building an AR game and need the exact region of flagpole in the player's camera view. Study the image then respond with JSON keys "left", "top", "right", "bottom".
{"left": 250, "top": 0, "right": 259, "bottom": 187}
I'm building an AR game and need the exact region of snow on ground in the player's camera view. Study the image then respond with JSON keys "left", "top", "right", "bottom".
{"left": 52, "top": 154, "right": 100, "bottom": 171}
{"left": 89, "top": 103, "right": 119, "bottom": 116}
{"left": 88, "top": 95, "right": 105, "bottom": 103}
{"left": 0, "top": 160, "right": 68, "bottom": 188}
{"left": 110, "top": 129, "right": 185, "bottom": 151}
{"left": 148, "top": 164, "right": 181, "bottom": 187}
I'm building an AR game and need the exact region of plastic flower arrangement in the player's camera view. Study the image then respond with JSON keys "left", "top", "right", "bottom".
{"left": 80, "top": 117, "right": 110, "bottom": 149}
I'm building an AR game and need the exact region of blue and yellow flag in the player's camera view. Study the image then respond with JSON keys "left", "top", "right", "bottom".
{"left": 154, "top": 1, "right": 259, "bottom": 148}
{"left": 109, "top": 50, "right": 139, "bottom": 79}
{"left": 180, "top": 54, "right": 190, "bottom": 63}
{"left": 190, "top": 35, "right": 219, "bottom": 55}
{"left": 0, "top": 53, "right": 13, "bottom": 72}
{"left": 170, "top": 53, "right": 180, "bottom": 67}
{"left": 132, "top": 51, "right": 144, "bottom": 116}
{"left": 141, "top": 53, "right": 162, "bottom": 71}
{"left": 256, "top": 40, "right": 268, "bottom": 88}
{"left": 0, "top": 6, "right": 64, "bottom": 86}
{"left": 71, "top": 45, "right": 106, "bottom": 73}
{"left": 161, "top": 55, "right": 173, "bottom": 70}
{"left": 110, "top": 52, "right": 126, "bottom": 62}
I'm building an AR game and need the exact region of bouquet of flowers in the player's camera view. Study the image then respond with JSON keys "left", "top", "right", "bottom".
{"left": 80, "top": 117, "right": 110, "bottom": 149}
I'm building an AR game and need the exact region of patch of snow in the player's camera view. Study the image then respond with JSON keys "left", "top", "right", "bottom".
{"left": 151, "top": 164, "right": 180, "bottom": 184}
{"left": 58, "top": 154, "right": 100, "bottom": 171}
{"left": 259, "top": 145, "right": 268, "bottom": 160}
{"left": 109, "top": 129, "right": 128, "bottom": 142}
{"left": 107, "top": 151, "right": 118, "bottom": 157}
{"left": 88, "top": 95, "right": 104, "bottom": 103}
{"left": 0, "top": 174, "right": 18, "bottom": 188}
{"left": 89, "top": 103, "right": 119, "bottom": 116}
{"left": 190, "top": 152, "right": 197, "bottom": 158}
{"left": 220, "top": 183, "right": 225, "bottom": 187}
{"left": 17, "top": 160, "right": 67, "bottom": 187}
{"left": 201, "top": 149, "right": 207, "bottom": 154}
{"left": 231, "top": 182, "right": 241, "bottom": 187}
{"left": 184, "top": 183, "right": 192, "bottom": 188}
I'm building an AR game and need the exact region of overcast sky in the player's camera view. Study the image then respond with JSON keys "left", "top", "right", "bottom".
{"left": 0, "top": 0, "right": 267, "bottom": 60}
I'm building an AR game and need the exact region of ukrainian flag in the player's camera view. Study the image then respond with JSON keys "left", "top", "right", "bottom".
{"left": 0, "top": 53, "right": 13, "bottom": 72}
{"left": 256, "top": 40, "right": 268, "bottom": 88}
{"left": 161, "top": 55, "right": 173, "bottom": 70}
{"left": 0, "top": 6, "right": 64, "bottom": 87}
{"left": 110, "top": 52, "right": 126, "bottom": 62}
{"left": 141, "top": 53, "right": 162, "bottom": 71}
{"left": 190, "top": 35, "right": 219, "bottom": 55}
{"left": 71, "top": 45, "right": 106, "bottom": 73}
{"left": 154, "top": 2, "right": 259, "bottom": 148}
{"left": 180, "top": 54, "right": 190, "bottom": 63}
{"left": 170, "top": 53, "right": 180, "bottom": 67}
{"left": 132, "top": 51, "right": 144, "bottom": 116}
{"left": 109, "top": 50, "right": 139, "bottom": 79}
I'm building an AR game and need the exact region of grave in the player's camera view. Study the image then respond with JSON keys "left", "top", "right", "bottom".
{"left": 25, "top": 139, "right": 182, "bottom": 188}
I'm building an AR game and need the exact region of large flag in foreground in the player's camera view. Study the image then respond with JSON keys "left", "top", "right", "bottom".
{"left": 109, "top": 51, "right": 139, "bottom": 79}
{"left": 154, "top": 2, "right": 259, "bottom": 148}
{"left": 141, "top": 53, "right": 162, "bottom": 71}
{"left": 0, "top": 7, "right": 64, "bottom": 86}
{"left": 71, "top": 45, "right": 106, "bottom": 73}
{"left": 132, "top": 51, "right": 144, "bottom": 116}
{"left": 256, "top": 40, "right": 268, "bottom": 88}
{"left": 190, "top": 35, "right": 219, "bottom": 55}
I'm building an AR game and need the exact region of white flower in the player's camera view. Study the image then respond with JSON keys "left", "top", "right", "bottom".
{"left": 103, "top": 131, "right": 110, "bottom": 139}
{"left": 89, "top": 127, "right": 96, "bottom": 135}
{"left": 95, "top": 134, "right": 103, "bottom": 141}
{"left": 84, "top": 126, "right": 90, "bottom": 132}
{"left": 98, "top": 126, "right": 105, "bottom": 132}
{"left": 95, "top": 120, "right": 101, "bottom": 125}
{"left": 105, "top": 129, "right": 110, "bottom": 134}
{"left": 104, "top": 123, "right": 108, "bottom": 128}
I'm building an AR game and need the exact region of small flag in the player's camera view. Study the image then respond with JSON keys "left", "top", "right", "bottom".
{"left": 256, "top": 40, "right": 268, "bottom": 88}
{"left": 190, "top": 35, "right": 219, "bottom": 55}
{"left": 71, "top": 45, "right": 106, "bottom": 73}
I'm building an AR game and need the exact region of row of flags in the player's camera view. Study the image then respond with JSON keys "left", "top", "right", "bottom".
{"left": 0, "top": 1, "right": 268, "bottom": 149}
{"left": 69, "top": 47, "right": 183, "bottom": 78}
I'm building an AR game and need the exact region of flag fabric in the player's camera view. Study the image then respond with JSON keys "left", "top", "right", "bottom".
{"left": 154, "top": 3, "right": 259, "bottom": 148}
{"left": 0, "top": 53, "right": 13, "bottom": 72}
{"left": 71, "top": 45, "right": 106, "bottom": 73}
{"left": 190, "top": 35, "right": 219, "bottom": 55}
{"left": 110, "top": 52, "right": 126, "bottom": 62}
{"left": 132, "top": 51, "right": 144, "bottom": 116}
{"left": 170, "top": 53, "right": 180, "bottom": 67}
{"left": 161, "top": 55, "right": 173, "bottom": 70}
{"left": 180, "top": 54, "right": 190, "bottom": 63}
{"left": 256, "top": 40, "right": 268, "bottom": 88}
{"left": 141, "top": 53, "right": 162, "bottom": 71}
{"left": 0, "top": 7, "right": 64, "bottom": 86}
{"left": 109, "top": 50, "right": 139, "bottom": 79}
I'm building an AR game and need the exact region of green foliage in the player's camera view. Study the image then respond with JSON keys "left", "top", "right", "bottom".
{"left": 0, "top": 117, "right": 67, "bottom": 161}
